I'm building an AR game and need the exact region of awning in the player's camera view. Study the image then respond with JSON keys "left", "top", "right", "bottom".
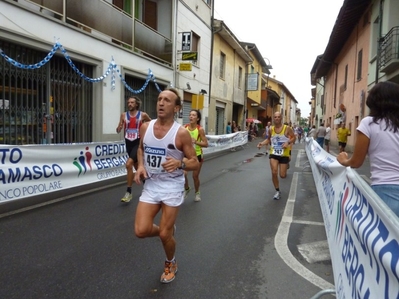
{"left": 266, "top": 88, "right": 280, "bottom": 100}
{"left": 248, "top": 99, "right": 266, "bottom": 110}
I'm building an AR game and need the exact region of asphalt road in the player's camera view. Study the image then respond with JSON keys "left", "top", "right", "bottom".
{"left": 0, "top": 140, "right": 358, "bottom": 299}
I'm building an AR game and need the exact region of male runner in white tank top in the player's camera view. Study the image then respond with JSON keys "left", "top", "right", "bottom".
{"left": 133, "top": 88, "right": 199, "bottom": 284}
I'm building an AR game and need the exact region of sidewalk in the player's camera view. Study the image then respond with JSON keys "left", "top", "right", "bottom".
{"left": 299, "top": 139, "right": 372, "bottom": 184}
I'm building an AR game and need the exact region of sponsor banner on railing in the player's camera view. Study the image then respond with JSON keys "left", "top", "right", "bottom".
{"left": 305, "top": 137, "right": 399, "bottom": 299}
{"left": 0, "top": 132, "right": 247, "bottom": 202}
{"left": 0, "top": 142, "right": 128, "bottom": 203}
{"left": 203, "top": 131, "right": 248, "bottom": 155}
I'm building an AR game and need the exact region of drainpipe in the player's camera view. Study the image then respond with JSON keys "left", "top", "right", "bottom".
{"left": 45, "top": 63, "right": 52, "bottom": 144}
{"left": 208, "top": 11, "right": 222, "bottom": 134}
{"left": 352, "top": 25, "right": 359, "bottom": 105}
{"left": 243, "top": 44, "right": 256, "bottom": 131}
{"left": 173, "top": 0, "right": 178, "bottom": 89}
{"left": 62, "top": 0, "right": 66, "bottom": 22}
{"left": 334, "top": 63, "right": 338, "bottom": 110}
{"left": 243, "top": 61, "right": 253, "bottom": 131}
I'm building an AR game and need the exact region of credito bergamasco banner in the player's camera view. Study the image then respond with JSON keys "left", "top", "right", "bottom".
{"left": 0, "top": 142, "right": 128, "bottom": 202}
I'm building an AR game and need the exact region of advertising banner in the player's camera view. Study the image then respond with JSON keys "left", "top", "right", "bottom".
{"left": 305, "top": 138, "right": 399, "bottom": 299}
{"left": 203, "top": 131, "right": 247, "bottom": 154}
{"left": 0, "top": 142, "right": 128, "bottom": 203}
{"left": 1, "top": 132, "right": 247, "bottom": 202}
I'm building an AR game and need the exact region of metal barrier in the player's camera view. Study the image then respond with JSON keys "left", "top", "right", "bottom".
{"left": 309, "top": 289, "right": 336, "bottom": 299}
{"left": 301, "top": 160, "right": 311, "bottom": 172}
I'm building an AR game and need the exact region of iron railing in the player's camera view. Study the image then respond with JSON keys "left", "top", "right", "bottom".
{"left": 378, "top": 26, "right": 399, "bottom": 72}
{"left": 13, "top": 0, "right": 173, "bottom": 65}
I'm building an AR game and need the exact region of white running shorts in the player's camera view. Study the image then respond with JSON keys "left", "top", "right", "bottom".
{"left": 139, "top": 189, "right": 184, "bottom": 207}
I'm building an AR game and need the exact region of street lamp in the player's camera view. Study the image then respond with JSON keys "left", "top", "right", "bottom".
{"left": 263, "top": 57, "right": 273, "bottom": 88}
{"left": 263, "top": 57, "right": 273, "bottom": 70}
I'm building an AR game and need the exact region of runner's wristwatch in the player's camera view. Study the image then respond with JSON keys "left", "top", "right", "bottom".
{"left": 178, "top": 160, "right": 186, "bottom": 170}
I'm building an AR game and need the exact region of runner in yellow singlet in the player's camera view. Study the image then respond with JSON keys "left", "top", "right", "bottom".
{"left": 183, "top": 109, "right": 208, "bottom": 202}
{"left": 257, "top": 112, "right": 296, "bottom": 200}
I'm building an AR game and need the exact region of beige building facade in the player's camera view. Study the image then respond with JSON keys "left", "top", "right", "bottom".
{"left": 266, "top": 76, "right": 297, "bottom": 125}
{"left": 208, "top": 20, "right": 252, "bottom": 134}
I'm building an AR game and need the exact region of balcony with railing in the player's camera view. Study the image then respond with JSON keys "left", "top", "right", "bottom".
{"left": 12, "top": 0, "right": 173, "bottom": 66}
{"left": 379, "top": 26, "right": 399, "bottom": 74}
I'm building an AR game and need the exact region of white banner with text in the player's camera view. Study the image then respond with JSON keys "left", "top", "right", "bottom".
{"left": 305, "top": 137, "right": 399, "bottom": 299}
{"left": 202, "top": 131, "right": 248, "bottom": 155}
{"left": 0, "top": 132, "right": 247, "bottom": 202}
{"left": 0, "top": 142, "right": 128, "bottom": 202}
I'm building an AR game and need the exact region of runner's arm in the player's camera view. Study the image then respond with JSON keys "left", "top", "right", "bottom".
{"left": 257, "top": 135, "right": 270, "bottom": 148}
{"left": 196, "top": 128, "right": 208, "bottom": 148}
{"left": 134, "top": 122, "right": 149, "bottom": 183}
{"left": 141, "top": 112, "right": 152, "bottom": 123}
{"left": 177, "top": 128, "right": 199, "bottom": 171}
{"left": 116, "top": 113, "right": 124, "bottom": 133}
{"left": 283, "top": 127, "right": 296, "bottom": 148}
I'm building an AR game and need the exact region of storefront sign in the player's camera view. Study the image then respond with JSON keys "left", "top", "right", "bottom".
{"left": 179, "top": 63, "right": 192, "bottom": 71}
{"left": 182, "top": 32, "right": 191, "bottom": 51}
